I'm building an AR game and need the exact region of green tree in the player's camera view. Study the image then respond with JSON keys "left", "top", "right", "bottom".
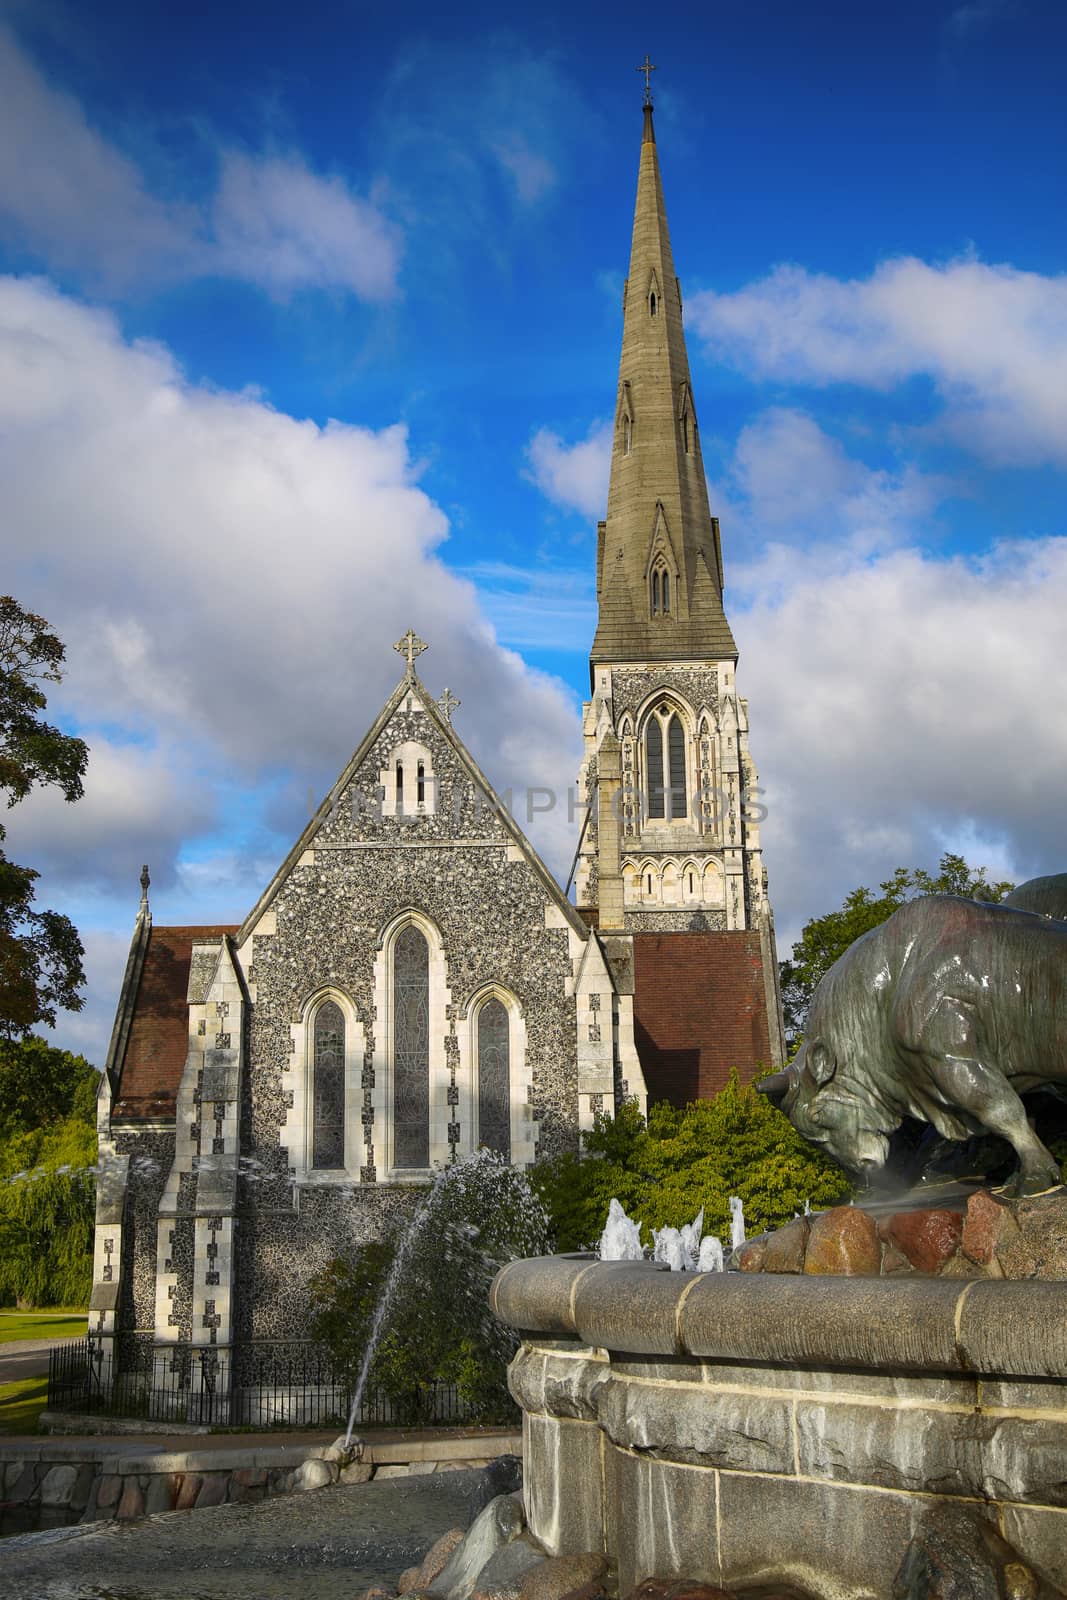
{"left": 530, "top": 1073, "right": 851, "bottom": 1254}
{"left": 0, "top": 1035, "right": 98, "bottom": 1138}
{"left": 0, "top": 598, "right": 89, "bottom": 1036}
{"left": 780, "top": 852, "right": 1014, "bottom": 1043}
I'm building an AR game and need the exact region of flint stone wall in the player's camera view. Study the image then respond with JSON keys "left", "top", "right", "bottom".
{"left": 490, "top": 1256, "right": 1067, "bottom": 1599}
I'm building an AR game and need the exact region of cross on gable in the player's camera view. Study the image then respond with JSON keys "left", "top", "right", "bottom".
{"left": 438, "top": 687, "right": 461, "bottom": 724}
{"left": 393, "top": 628, "right": 428, "bottom": 671}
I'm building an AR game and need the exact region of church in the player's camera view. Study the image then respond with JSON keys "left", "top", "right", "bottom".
{"left": 90, "top": 94, "right": 785, "bottom": 1376}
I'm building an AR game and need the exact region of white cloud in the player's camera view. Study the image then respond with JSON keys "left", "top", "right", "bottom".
{"left": 0, "top": 25, "right": 197, "bottom": 282}
{"left": 525, "top": 421, "right": 612, "bottom": 519}
{"left": 212, "top": 152, "right": 400, "bottom": 301}
{"left": 490, "top": 134, "right": 556, "bottom": 206}
{"left": 945, "top": 0, "right": 1016, "bottom": 39}
{"left": 723, "top": 408, "right": 948, "bottom": 555}
{"left": 0, "top": 275, "right": 585, "bottom": 1060}
{"left": 0, "top": 26, "right": 400, "bottom": 301}
{"left": 737, "top": 534, "right": 1067, "bottom": 952}
{"left": 689, "top": 256, "right": 1067, "bottom": 467}
{"left": 461, "top": 561, "right": 595, "bottom": 651}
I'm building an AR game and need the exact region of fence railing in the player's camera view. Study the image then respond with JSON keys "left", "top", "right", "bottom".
{"left": 47, "top": 1340, "right": 481, "bottom": 1430}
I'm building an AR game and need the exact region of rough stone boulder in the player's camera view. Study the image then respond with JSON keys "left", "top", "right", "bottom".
{"left": 399, "top": 1529, "right": 467, "bottom": 1595}
{"left": 518, "top": 1553, "right": 609, "bottom": 1600}
{"left": 762, "top": 1216, "right": 810, "bottom": 1274}
{"left": 883, "top": 1208, "right": 963, "bottom": 1273}
{"left": 803, "top": 1205, "right": 881, "bottom": 1276}
{"left": 430, "top": 1493, "right": 526, "bottom": 1600}
{"left": 892, "top": 1504, "right": 1064, "bottom": 1598}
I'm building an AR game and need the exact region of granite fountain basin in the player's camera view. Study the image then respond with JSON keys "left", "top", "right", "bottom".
{"left": 490, "top": 1255, "right": 1067, "bottom": 1599}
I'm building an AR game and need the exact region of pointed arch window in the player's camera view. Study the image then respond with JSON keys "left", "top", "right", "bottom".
{"left": 649, "top": 290, "right": 658, "bottom": 319}
{"left": 312, "top": 1001, "right": 345, "bottom": 1169}
{"left": 393, "top": 926, "right": 429, "bottom": 1167}
{"left": 477, "top": 998, "right": 510, "bottom": 1158}
{"left": 646, "top": 717, "right": 665, "bottom": 818}
{"left": 649, "top": 560, "right": 672, "bottom": 618}
{"left": 668, "top": 715, "right": 687, "bottom": 818}
{"left": 644, "top": 703, "right": 688, "bottom": 822}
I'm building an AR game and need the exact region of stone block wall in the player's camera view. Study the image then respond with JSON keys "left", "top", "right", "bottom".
{"left": 491, "top": 1256, "right": 1067, "bottom": 1597}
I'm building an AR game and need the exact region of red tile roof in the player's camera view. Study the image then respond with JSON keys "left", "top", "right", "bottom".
{"left": 112, "top": 925, "right": 238, "bottom": 1122}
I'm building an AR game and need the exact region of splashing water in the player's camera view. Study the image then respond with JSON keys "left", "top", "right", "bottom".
{"left": 599, "top": 1198, "right": 645, "bottom": 1261}
{"left": 606, "top": 1200, "right": 726, "bottom": 1272}
{"left": 698, "top": 1235, "right": 724, "bottom": 1272}
{"left": 342, "top": 1165, "right": 452, "bottom": 1449}
{"left": 729, "top": 1196, "right": 746, "bottom": 1254}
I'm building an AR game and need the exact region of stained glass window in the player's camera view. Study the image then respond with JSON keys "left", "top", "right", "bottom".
{"left": 393, "top": 925, "right": 429, "bottom": 1167}
{"left": 478, "top": 998, "right": 510, "bottom": 1159}
{"left": 668, "top": 715, "right": 687, "bottom": 819}
{"left": 312, "top": 1000, "right": 345, "bottom": 1169}
{"left": 646, "top": 717, "right": 665, "bottom": 818}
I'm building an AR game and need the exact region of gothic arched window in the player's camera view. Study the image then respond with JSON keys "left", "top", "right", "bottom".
{"left": 646, "top": 717, "right": 665, "bottom": 819}
{"left": 668, "top": 715, "right": 687, "bottom": 818}
{"left": 644, "top": 703, "right": 688, "bottom": 822}
{"left": 477, "top": 998, "right": 510, "bottom": 1158}
{"left": 650, "top": 560, "right": 671, "bottom": 618}
{"left": 312, "top": 1001, "right": 345, "bottom": 1169}
{"left": 393, "top": 926, "right": 430, "bottom": 1167}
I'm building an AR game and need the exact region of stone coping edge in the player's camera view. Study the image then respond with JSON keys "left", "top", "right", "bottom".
{"left": 490, "top": 1256, "right": 1067, "bottom": 1378}
{"left": 0, "top": 1428, "right": 522, "bottom": 1474}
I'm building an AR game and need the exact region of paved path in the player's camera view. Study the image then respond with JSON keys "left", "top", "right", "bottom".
{"left": 0, "top": 1460, "right": 514, "bottom": 1599}
{"left": 0, "top": 1337, "right": 82, "bottom": 1387}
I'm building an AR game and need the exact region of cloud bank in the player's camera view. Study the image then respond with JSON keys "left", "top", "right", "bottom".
{"left": 689, "top": 257, "right": 1067, "bottom": 466}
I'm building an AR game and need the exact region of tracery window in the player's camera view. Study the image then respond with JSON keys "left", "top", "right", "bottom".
{"left": 312, "top": 1001, "right": 345, "bottom": 1169}
{"left": 477, "top": 998, "right": 511, "bottom": 1159}
{"left": 645, "top": 703, "right": 688, "bottom": 821}
{"left": 393, "top": 926, "right": 430, "bottom": 1167}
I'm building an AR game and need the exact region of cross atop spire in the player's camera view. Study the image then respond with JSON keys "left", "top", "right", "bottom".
{"left": 393, "top": 628, "right": 428, "bottom": 674}
{"left": 437, "top": 687, "right": 460, "bottom": 724}
{"left": 636, "top": 54, "right": 656, "bottom": 107}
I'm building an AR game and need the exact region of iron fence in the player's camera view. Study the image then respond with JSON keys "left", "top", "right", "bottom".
{"left": 47, "top": 1339, "right": 481, "bottom": 1430}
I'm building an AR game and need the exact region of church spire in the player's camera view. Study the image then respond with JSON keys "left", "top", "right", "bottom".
{"left": 590, "top": 96, "right": 736, "bottom": 671}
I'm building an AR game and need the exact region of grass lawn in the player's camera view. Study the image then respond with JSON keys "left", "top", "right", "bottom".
{"left": 0, "top": 1310, "right": 88, "bottom": 1345}
{"left": 0, "top": 1374, "right": 49, "bottom": 1435}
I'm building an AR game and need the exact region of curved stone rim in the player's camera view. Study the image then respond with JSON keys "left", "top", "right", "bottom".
{"left": 491, "top": 1257, "right": 1067, "bottom": 1378}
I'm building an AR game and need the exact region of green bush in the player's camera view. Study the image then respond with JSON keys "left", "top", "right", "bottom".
{"left": 310, "top": 1152, "right": 551, "bottom": 1425}
{"left": 530, "top": 1071, "right": 852, "bottom": 1253}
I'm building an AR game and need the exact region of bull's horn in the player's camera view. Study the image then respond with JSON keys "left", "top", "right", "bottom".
{"left": 759, "top": 1070, "right": 793, "bottom": 1106}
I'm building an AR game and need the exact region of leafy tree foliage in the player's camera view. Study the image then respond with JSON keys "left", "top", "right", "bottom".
{"left": 530, "top": 1074, "right": 851, "bottom": 1254}
{"left": 0, "top": 1034, "right": 98, "bottom": 1307}
{"left": 0, "top": 598, "right": 89, "bottom": 1036}
{"left": 0, "top": 1035, "right": 98, "bottom": 1138}
{"left": 779, "top": 852, "right": 1014, "bottom": 1044}
{"left": 310, "top": 1153, "right": 551, "bottom": 1424}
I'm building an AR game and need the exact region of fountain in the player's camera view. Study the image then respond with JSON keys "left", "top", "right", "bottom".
{"left": 491, "top": 885, "right": 1067, "bottom": 1595}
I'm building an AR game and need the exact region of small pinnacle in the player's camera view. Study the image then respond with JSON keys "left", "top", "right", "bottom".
{"left": 139, "top": 864, "right": 150, "bottom": 911}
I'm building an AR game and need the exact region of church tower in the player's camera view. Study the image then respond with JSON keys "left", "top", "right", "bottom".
{"left": 576, "top": 84, "right": 785, "bottom": 1100}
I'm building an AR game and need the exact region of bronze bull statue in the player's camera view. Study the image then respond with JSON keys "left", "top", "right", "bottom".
{"left": 762, "top": 889, "right": 1067, "bottom": 1197}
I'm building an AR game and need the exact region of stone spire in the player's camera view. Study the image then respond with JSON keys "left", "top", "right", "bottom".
{"left": 590, "top": 100, "right": 736, "bottom": 670}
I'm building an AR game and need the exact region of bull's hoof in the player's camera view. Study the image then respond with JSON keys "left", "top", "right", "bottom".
{"left": 1001, "top": 1168, "right": 1063, "bottom": 1199}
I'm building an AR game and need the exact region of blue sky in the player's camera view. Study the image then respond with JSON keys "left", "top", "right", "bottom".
{"left": 1, "top": 0, "right": 1065, "bottom": 1062}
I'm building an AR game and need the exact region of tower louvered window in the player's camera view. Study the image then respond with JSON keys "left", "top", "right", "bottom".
{"left": 650, "top": 560, "right": 671, "bottom": 618}
{"left": 393, "top": 926, "right": 429, "bottom": 1167}
{"left": 477, "top": 998, "right": 510, "bottom": 1158}
{"left": 312, "top": 1001, "right": 345, "bottom": 1169}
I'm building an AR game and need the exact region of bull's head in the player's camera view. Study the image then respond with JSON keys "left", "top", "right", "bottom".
{"left": 760, "top": 1040, "right": 891, "bottom": 1177}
